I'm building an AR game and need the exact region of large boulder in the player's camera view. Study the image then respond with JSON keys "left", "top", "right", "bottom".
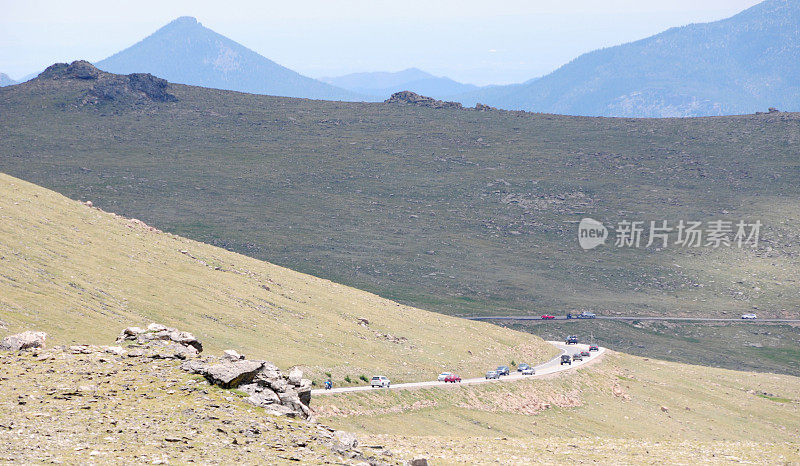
{"left": 0, "top": 331, "right": 47, "bottom": 351}
{"left": 203, "top": 360, "right": 264, "bottom": 388}
{"left": 116, "top": 323, "right": 202, "bottom": 354}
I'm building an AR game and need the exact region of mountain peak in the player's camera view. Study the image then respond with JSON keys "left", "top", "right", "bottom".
{"left": 95, "top": 17, "right": 365, "bottom": 101}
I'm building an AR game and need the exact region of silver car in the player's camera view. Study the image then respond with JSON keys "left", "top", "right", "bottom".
{"left": 521, "top": 367, "right": 535, "bottom": 375}
{"left": 485, "top": 370, "right": 500, "bottom": 379}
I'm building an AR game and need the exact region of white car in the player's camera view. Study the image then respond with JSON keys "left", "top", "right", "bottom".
{"left": 370, "top": 375, "right": 391, "bottom": 388}
{"left": 437, "top": 372, "right": 453, "bottom": 382}
{"left": 521, "top": 367, "right": 535, "bottom": 375}
{"left": 741, "top": 313, "right": 757, "bottom": 320}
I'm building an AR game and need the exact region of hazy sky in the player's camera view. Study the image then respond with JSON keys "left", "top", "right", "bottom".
{"left": 1, "top": 0, "right": 763, "bottom": 85}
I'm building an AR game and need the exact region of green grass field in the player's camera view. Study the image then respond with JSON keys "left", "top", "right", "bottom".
{"left": 1, "top": 75, "right": 798, "bottom": 324}
{"left": 497, "top": 319, "right": 800, "bottom": 376}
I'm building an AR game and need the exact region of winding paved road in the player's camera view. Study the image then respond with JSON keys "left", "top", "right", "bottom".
{"left": 311, "top": 341, "right": 604, "bottom": 396}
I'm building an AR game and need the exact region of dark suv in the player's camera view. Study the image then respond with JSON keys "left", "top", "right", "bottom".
{"left": 560, "top": 355, "right": 572, "bottom": 365}
{"left": 496, "top": 365, "right": 510, "bottom": 376}
{"left": 565, "top": 335, "right": 579, "bottom": 345}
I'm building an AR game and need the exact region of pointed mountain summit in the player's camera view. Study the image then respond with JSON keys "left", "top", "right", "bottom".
{"left": 96, "top": 17, "right": 366, "bottom": 101}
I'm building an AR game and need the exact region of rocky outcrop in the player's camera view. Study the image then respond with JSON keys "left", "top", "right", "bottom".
{"left": 37, "top": 60, "right": 177, "bottom": 103}
{"left": 86, "top": 73, "right": 177, "bottom": 103}
{"left": 39, "top": 60, "right": 101, "bottom": 80}
{"left": 181, "top": 352, "right": 313, "bottom": 419}
{"left": 0, "top": 331, "right": 47, "bottom": 351}
{"left": 385, "top": 91, "right": 462, "bottom": 109}
{"left": 116, "top": 323, "right": 203, "bottom": 355}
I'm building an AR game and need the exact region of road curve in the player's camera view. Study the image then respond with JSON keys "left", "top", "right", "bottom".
{"left": 468, "top": 316, "right": 800, "bottom": 323}
{"left": 312, "top": 341, "right": 604, "bottom": 396}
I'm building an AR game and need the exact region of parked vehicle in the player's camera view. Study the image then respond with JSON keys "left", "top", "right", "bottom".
{"left": 444, "top": 374, "right": 462, "bottom": 383}
{"left": 517, "top": 363, "right": 531, "bottom": 372}
{"left": 324, "top": 380, "right": 332, "bottom": 390}
{"left": 566, "top": 335, "right": 579, "bottom": 345}
{"left": 370, "top": 376, "right": 391, "bottom": 388}
{"left": 566, "top": 313, "right": 572, "bottom": 319}
{"left": 521, "top": 367, "right": 535, "bottom": 375}
{"left": 496, "top": 365, "right": 510, "bottom": 376}
{"left": 741, "top": 313, "right": 757, "bottom": 320}
{"left": 437, "top": 372, "right": 453, "bottom": 381}
{"left": 485, "top": 370, "right": 500, "bottom": 379}
{"left": 589, "top": 345, "right": 599, "bottom": 352}
{"left": 541, "top": 314, "right": 555, "bottom": 320}
{"left": 581, "top": 350, "right": 590, "bottom": 357}
{"left": 572, "top": 353, "right": 583, "bottom": 361}
{"left": 577, "top": 312, "right": 596, "bottom": 319}
{"left": 560, "top": 355, "right": 572, "bottom": 365}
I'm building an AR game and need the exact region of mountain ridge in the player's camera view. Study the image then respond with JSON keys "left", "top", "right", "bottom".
{"left": 449, "top": 0, "right": 800, "bottom": 116}
{"left": 322, "top": 68, "right": 478, "bottom": 98}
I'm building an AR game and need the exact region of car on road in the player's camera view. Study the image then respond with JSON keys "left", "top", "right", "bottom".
{"left": 521, "top": 367, "right": 535, "bottom": 375}
{"left": 370, "top": 376, "right": 390, "bottom": 388}
{"left": 565, "top": 335, "right": 579, "bottom": 345}
{"left": 741, "top": 313, "right": 757, "bottom": 320}
{"left": 560, "top": 355, "right": 572, "bottom": 365}
{"left": 437, "top": 372, "right": 453, "bottom": 381}
{"left": 577, "top": 311, "right": 596, "bottom": 319}
{"left": 572, "top": 353, "right": 583, "bottom": 361}
{"left": 517, "top": 363, "right": 531, "bottom": 372}
{"left": 589, "top": 345, "right": 599, "bottom": 352}
{"left": 541, "top": 314, "right": 555, "bottom": 320}
{"left": 496, "top": 365, "right": 511, "bottom": 376}
{"left": 581, "top": 350, "right": 590, "bottom": 357}
{"left": 485, "top": 370, "right": 500, "bottom": 379}
{"left": 444, "top": 374, "right": 462, "bottom": 383}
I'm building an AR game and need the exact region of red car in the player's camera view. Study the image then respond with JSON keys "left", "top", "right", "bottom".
{"left": 444, "top": 374, "right": 462, "bottom": 383}
{"left": 541, "top": 315, "right": 555, "bottom": 320}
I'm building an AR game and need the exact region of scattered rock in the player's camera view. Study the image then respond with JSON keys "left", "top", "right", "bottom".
{"left": 0, "top": 331, "right": 47, "bottom": 351}
{"left": 357, "top": 317, "right": 370, "bottom": 326}
{"left": 410, "top": 458, "right": 429, "bottom": 466}
{"left": 334, "top": 430, "right": 358, "bottom": 450}
{"left": 660, "top": 406, "right": 669, "bottom": 413}
{"left": 475, "top": 103, "right": 496, "bottom": 111}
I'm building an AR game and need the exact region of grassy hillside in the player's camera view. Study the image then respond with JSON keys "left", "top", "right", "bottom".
{"left": 1, "top": 70, "right": 799, "bottom": 325}
{"left": 499, "top": 319, "right": 800, "bottom": 376}
{"left": 315, "top": 351, "right": 800, "bottom": 463}
{"left": 0, "top": 173, "right": 557, "bottom": 385}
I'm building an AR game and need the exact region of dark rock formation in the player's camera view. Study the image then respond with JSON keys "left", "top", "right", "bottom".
{"left": 385, "top": 90, "right": 462, "bottom": 109}
{"left": 36, "top": 60, "right": 177, "bottom": 103}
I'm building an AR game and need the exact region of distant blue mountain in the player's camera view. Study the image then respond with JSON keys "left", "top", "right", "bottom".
{"left": 96, "top": 17, "right": 367, "bottom": 101}
{"left": 451, "top": 0, "right": 800, "bottom": 117}
{"left": 0, "top": 73, "right": 17, "bottom": 87}
{"left": 322, "top": 68, "right": 478, "bottom": 99}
